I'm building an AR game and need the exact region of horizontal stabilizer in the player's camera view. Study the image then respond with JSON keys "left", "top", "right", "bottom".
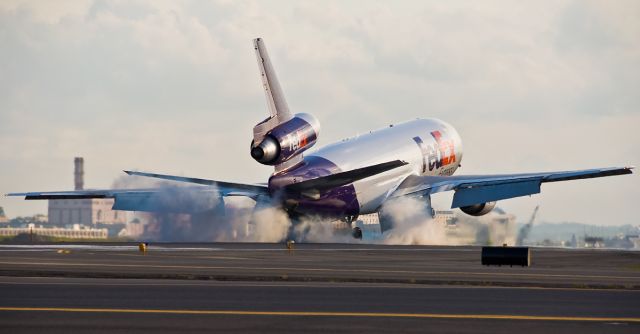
{"left": 285, "top": 160, "right": 408, "bottom": 193}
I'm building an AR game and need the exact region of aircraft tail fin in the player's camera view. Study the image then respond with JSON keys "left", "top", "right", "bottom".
{"left": 253, "top": 38, "right": 292, "bottom": 125}
{"left": 251, "top": 38, "right": 304, "bottom": 172}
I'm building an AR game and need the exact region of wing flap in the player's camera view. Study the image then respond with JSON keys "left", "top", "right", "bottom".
{"left": 452, "top": 179, "right": 541, "bottom": 208}
{"left": 111, "top": 188, "right": 222, "bottom": 213}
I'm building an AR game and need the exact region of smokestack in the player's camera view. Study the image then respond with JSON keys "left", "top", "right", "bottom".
{"left": 74, "top": 157, "right": 84, "bottom": 190}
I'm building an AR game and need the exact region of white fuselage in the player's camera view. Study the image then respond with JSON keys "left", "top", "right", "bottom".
{"left": 309, "top": 118, "right": 463, "bottom": 214}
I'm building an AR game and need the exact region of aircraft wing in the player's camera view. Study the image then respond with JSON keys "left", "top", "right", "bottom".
{"left": 284, "top": 160, "right": 408, "bottom": 193}
{"left": 6, "top": 173, "right": 270, "bottom": 213}
{"left": 123, "top": 170, "right": 269, "bottom": 194}
{"left": 390, "top": 166, "right": 634, "bottom": 208}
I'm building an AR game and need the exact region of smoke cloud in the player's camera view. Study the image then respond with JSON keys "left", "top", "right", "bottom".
{"left": 293, "top": 216, "right": 359, "bottom": 243}
{"left": 112, "top": 175, "right": 292, "bottom": 242}
{"left": 379, "top": 196, "right": 451, "bottom": 245}
{"left": 454, "top": 208, "right": 518, "bottom": 246}
{"left": 516, "top": 205, "right": 539, "bottom": 246}
{"left": 244, "top": 204, "right": 292, "bottom": 242}
{"left": 378, "top": 196, "right": 519, "bottom": 246}
{"left": 112, "top": 174, "right": 522, "bottom": 245}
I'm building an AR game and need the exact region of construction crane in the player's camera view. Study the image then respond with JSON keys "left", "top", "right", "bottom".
{"left": 516, "top": 205, "right": 539, "bottom": 246}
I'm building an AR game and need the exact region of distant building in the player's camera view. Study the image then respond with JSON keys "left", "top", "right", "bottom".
{"left": 118, "top": 218, "right": 145, "bottom": 238}
{"left": 48, "top": 157, "right": 126, "bottom": 226}
{"left": 457, "top": 207, "right": 517, "bottom": 246}
{"left": 353, "top": 213, "right": 382, "bottom": 239}
{"left": 0, "top": 225, "right": 108, "bottom": 239}
{"left": 569, "top": 234, "right": 577, "bottom": 248}
{"left": 434, "top": 210, "right": 456, "bottom": 228}
{"left": 32, "top": 214, "right": 47, "bottom": 223}
{"left": 490, "top": 207, "right": 516, "bottom": 226}
{"left": 584, "top": 236, "right": 605, "bottom": 248}
{"left": 329, "top": 213, "right": 382, "bottom": 237}
{"left": 358, "top": 213, "right": 380, "bottom": 226}
{"left": 0, "top": 207, "right": 7, "bottom": 223}
{"left": 48, "top": 199, "right": 125, "bottom": 225}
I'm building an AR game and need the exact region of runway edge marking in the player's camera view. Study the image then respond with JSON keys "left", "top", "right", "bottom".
{"left": 0, "top": 307, "right": 639, "bottom": 322}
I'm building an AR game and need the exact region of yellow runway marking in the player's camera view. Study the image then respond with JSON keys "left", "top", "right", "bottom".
{"left": 0, "top": 261, "right": 638, "bottom": 281}
{"left": 0, "top": 307, "right": 638, "bottom": 322}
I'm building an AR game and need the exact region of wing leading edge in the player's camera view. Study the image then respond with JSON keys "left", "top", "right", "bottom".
{"left": 123, "top": 170, "right": 269, "bottom": 195}
{"left": 391, "top": 166, "right": 634, "bottom": 208}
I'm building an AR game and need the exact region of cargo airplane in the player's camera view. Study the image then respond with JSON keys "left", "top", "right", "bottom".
{"left": 7, "top": 38, "right": 634, "bottom": 238}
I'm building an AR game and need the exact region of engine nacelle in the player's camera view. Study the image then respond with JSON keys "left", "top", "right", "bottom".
{"left": 251, "top": 113, "right": 320, "bottom": 165}
{"left": 460, "top": 201, "right": 496, "bottom": 216}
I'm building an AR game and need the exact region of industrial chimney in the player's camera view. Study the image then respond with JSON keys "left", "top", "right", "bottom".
{"left": 74, "top": 157, "right": 84, "bottom": 190}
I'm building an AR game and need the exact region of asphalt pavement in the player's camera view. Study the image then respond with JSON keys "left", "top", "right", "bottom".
{"left": 0, "top": 277, "right": 638, "bottom": 333}
{"left": 0, "top": 243, "right": 638, "bottom": 289}
{"left": 0, "top": 243, "right": 638, "bottom": 333}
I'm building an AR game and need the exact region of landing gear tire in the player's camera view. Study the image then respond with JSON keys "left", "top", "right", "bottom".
{"left": 352, "top": 227, "right": 363, "bottom": 239}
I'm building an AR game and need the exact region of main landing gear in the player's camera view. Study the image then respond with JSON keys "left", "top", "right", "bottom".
{"left": 342, "top": 215, "right": 362, "bottom": 240}
{"left": 352, "top": 226, "right": 363, "bottom": 239}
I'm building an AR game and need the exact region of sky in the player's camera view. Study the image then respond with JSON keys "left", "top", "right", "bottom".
{"left": 0, "top": 0, "right": 638, "bottom": 226}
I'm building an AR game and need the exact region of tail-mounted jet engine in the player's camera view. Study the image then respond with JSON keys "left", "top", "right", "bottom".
{"left": 251, "top": 113, "right": 320, "bottom": 165}
{"left": 460, "top": 201, "right": 496, "bottom": 216}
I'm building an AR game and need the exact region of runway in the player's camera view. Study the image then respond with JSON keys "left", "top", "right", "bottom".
{"left": 0, "top": 243, "right": 638, "bottom": 289}
{"left": 0, "top": 243, "right": 639, "bottom": 333}
{"left": 1, "top": 277, "right": 639, "bottom": 333}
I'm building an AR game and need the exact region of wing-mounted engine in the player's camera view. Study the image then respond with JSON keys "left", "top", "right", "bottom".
{"left": 251, "top": 113, "right": 320, "bottom": 166}
{"left": 460, "top": 201, "right": 496, "bottom": 216}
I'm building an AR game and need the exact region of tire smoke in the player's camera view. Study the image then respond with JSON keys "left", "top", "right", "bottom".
{"left": 111, "top": 175, "right": 520, "bottom": 245}
{"left": 378, "top": 196, "right": 518, "bottom": 246}
{"left": 112, "top": 175, "right": 291, "bottom": 242}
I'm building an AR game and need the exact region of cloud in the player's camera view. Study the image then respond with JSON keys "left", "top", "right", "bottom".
{"left": 0, "top": 0, "right": 92, "bottom": 24}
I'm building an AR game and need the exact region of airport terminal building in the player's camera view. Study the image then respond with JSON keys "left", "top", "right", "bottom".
{"left": 47, "top": 158, "right": 126, "bottom": 226}
{"left": 48, "top": 198, "right": 125, "bottom": 225}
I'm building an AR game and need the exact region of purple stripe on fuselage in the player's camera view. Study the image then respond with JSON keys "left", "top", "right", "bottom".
{"left": 268, "top": 156, "right": 360, "bottom": 218}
